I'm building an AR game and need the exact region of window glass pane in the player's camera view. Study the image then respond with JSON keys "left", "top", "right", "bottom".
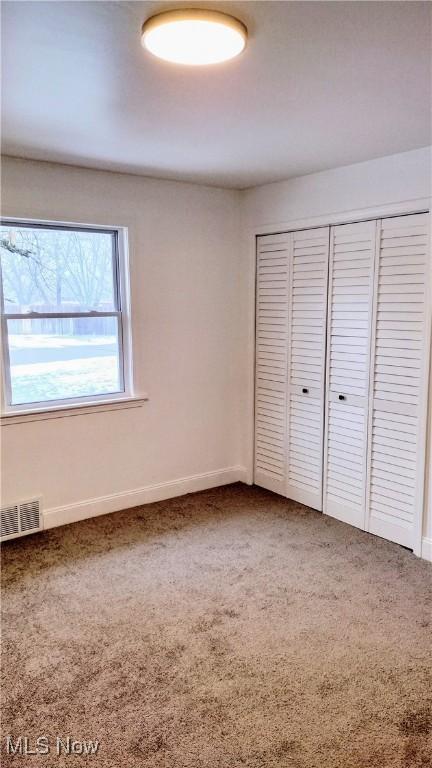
{"left": 7, "top": 317, "right": 122, "bottom": 405}
{"left": 0, "top": 225, "right": 116, "bottom": 313}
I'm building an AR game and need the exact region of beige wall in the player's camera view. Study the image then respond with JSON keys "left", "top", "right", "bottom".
{"left": 1, "top": 157, "right": 246, "bottom": 519}
{"left": 241, "top": 147, "right": 431, "bottom": 229}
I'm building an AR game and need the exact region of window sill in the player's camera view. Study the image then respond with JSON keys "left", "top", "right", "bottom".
{"left": 1, "top": 395, "right": 149, "bottom": 426}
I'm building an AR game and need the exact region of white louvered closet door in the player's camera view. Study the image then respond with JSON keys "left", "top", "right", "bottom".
{"left": 323, "top": 220, "right": 377, "bottom": 528}
{"left": 366, "top": 213, "right": 430, "bottom": 550}
{"left": 254, "top": 233, "right": 290, "bottom": 495}
{"left": 285, "top": 227, "right": 329, "bottom": 510}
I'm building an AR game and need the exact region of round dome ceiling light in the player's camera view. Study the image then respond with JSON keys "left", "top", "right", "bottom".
{"left": 141, "top": 9, "right": 247, "bottom": 66}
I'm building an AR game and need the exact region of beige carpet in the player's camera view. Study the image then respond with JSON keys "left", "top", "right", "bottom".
{"left": 1, "top": 483, "right": 431, "bottom": 767}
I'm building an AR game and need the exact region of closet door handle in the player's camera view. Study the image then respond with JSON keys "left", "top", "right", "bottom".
{"left": 339, "top": 394, "right": 346, "bottom": 401}
{"left": 302, "top": 387, "right": 309, "bottom": 394}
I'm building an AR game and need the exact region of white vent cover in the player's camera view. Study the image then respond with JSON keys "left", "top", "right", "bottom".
{"left": 1, "top": 499, "right": 42, "bottom": 541}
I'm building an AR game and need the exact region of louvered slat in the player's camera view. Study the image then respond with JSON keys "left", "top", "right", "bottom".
{"left": 366, "top": 213, "right": 429, "bottom": 549}
{"left": 255, "top": 233, "right": 290, "bottom": 494}
{"left": 324, "top": 220, "right": 376, "bottom": 528}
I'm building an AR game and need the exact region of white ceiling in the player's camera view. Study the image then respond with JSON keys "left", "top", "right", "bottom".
{"left": 2, "top": 1, "right": 431, "bottom": 189}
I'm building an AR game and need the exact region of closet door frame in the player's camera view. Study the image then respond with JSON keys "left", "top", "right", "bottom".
{"left": 412, "top": 214, "right": 430, "bottom": 556}
{"left": 424, "top": 215, "right": 432, "bottom": 557}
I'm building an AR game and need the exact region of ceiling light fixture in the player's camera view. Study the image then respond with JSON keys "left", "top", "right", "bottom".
{"left": 141, "top": 9, "right": 247, "bottom": 66}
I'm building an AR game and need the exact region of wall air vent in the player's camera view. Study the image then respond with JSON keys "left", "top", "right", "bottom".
{"left": 1, "top": 499, "right": 42, "bottom": 542}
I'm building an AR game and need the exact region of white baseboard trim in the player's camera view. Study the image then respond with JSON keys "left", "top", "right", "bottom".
{"left": 43, "top": 466, "right": 248, "bottom": 530}
{"left": 421, "top": 537, "right": 432, "bottom": 562}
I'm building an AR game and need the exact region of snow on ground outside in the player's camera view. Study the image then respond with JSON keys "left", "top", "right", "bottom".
{"left": 9, "top": 334, "right": 121, "bottom": 405}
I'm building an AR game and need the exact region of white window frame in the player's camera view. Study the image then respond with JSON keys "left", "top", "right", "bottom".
{"left": 0, "top": 218, "right": 136, "bottom": 417}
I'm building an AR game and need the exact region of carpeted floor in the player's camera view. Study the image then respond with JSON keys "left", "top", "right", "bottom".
{"left": 1, "top": 483, "right": 431, "bottom": 767}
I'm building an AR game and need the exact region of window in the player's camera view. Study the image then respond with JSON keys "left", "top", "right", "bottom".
{"left": 0, "top": 220, "right": 132, "bottom": 413}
